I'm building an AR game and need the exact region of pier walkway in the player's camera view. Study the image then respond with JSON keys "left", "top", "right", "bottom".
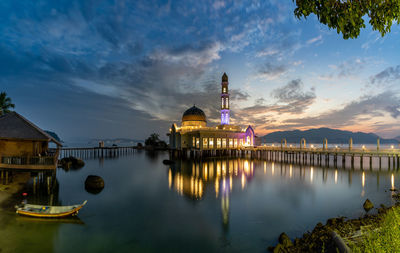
{"left": 171, "top": 140, "right": 400, "bottom": 170}
{"left": 55, "top": 146, "right": 138, "bottom": 159}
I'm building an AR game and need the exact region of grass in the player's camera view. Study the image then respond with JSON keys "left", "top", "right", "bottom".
{"left": 350, "top": 207, "right": 400, "bottom": 253}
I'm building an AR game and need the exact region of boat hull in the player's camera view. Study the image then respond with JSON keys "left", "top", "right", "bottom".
{"left": 16, "top": 201, "right": 87, "bottom": 218}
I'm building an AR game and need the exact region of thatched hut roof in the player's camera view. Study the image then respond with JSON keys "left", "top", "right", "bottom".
{"left": 0, "top": 112, "right": 62, "bottom": 146}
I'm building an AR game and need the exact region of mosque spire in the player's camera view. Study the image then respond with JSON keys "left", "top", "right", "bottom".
{"left": 221, "top": 72, "right": 230, "bottom": 125}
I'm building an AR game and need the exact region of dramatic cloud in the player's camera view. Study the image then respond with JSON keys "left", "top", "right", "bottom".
{"left": 271, "top": 79, "right": 315, "bottom": 106}
{"left": 234, "top": 79, "right": 316, "bottom": 127}
{"left": 284, "top": 92, "right": 400, "bottom": 128}
{"left": 318, "top": 58, "right": 366, "bottom": 80}
{"left": 1, "top": 0, "right": 400, "bottom": 140}
{"left": 370, "top": 65, "right": 400, "bottom": 85}
{"left": 257, "top": 63, "right": 288, "bottom": 80}
{"left": 150, "top": 41, "right": 223, "bottom": 67}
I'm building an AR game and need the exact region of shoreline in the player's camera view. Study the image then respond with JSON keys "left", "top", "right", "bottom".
{"left": 268, "top": 193, "right": 400, "bottom": 252}
{"left": 0, "top": 172, "right": 30, "bottom": 210}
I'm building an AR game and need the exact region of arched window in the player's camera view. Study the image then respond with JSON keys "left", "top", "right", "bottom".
{"left": 226, "top": 97, "right": 229, "bottom": 108}
{"left": 221, "top": 97, "right": 224, "bottom": 108}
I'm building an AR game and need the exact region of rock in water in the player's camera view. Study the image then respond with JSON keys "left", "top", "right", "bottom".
{"left": 162, "top": 159, "right": 175, "bottom": 165}
{"left": 85, "top": 175, "right": 105, "bottom": 194}
{"left": 60, "top": 156, "right": 85, "bottom": 170}
{"left": 278, "top": 232, "right": 293, "bottom": 247}
{"left": 363, "top": 199, "right": 374, "bottom": 212}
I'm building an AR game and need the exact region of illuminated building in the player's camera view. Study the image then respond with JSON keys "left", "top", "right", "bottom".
{"left": 169, "top": 73, "right": 254, "bottom": 150}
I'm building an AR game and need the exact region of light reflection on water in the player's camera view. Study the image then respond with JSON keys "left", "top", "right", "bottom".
{"left": 0, "top": 151, "right": 399, "bottom": 253}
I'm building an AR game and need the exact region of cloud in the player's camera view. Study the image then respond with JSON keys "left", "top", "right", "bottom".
{"left": 256, "top": 62, "right": 288, "bottom": 80}
{"left": 284, "top": 92, "right": 400, "bottom": 128}
{"left": 255, "top": 30, "right": 302, "bottom": 60}
{"left": 306, "top": 35, "right": 322, "bottom": 45}
{"left": 236, "top": 79, "right": 316, "bottom": 124}
{"left": 370, "top": 65, "right": 400, "bottom": 85}
{"left": 212, "top": 1, "right": 226, "bottom": 10}
{"left": 318, "top": 58, "right": 366, "bottom": 80}
{"left": 271, "top": 79, "right": 315, "bottom": 105}
{"left": 150, "top": 41, "right": 223, "bottom": 67}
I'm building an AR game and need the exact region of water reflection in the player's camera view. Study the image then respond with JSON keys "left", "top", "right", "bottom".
{"left": 168, "top": 158, "right": 400, "bottom": 229}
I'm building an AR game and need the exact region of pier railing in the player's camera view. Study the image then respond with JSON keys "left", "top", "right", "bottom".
{"left": 1, "top": 156, "right": 55, "bottom": 165}
{"left": 55, "top": 146, "right": 138, "bottom": 159}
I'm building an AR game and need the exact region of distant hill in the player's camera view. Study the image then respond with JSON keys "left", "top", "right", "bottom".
{"left": 262, "top": 128, "right": 399, "bottom": 144}
{"left": 44, "top": 130, "right": 62, "bottom": 143}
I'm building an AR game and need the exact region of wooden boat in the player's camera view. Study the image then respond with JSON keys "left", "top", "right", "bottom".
{"left": 16, "top": 200, "right": 87, "bottom": 218}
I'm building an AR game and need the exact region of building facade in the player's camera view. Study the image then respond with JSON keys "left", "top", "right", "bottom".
{"left": 169, "top": 73, "right": 254, "bottom": 151}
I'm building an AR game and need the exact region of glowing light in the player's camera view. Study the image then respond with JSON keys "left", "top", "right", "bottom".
{"left": 217, "top": 161, "right": 221, "bottom": 177}
{"left": 222, "top": 162, "right": 226, "bottom": 176}
{"left": 311, "top": 144, "right": 314, "bottom": 148}
{"left": 272, "top": 162, "right": 275, "bottom": 175}
{"left": 264, "top": 161, "right": 267, "bottom": 174}
{"left": 289, "top": 164, "right": 292, "bottom": 178}
{"left": 198, "top": 180, "right": 203, "bottom": 197}
{"left": 215, "top": 178, "right": 219, "bottom": 198}
{"left": 335, "top": 145, "right": 338, "bottom": 149}
{"left": 362, "top": 145, "right": 366, "bottom": 150}
{"left": 334, "top": 169, "right": 338, "bottom": 184}
{"left": 191, "top": 176, "right": 194, "bottom": 195}
{"left": 362, "top": 171, "right": 365, "bottom": 188}
{"left": 244, "top": 160, "right": 250, "bottom": 175}
{"left": 195, "top": 178, "right": 198, "bottom": 196}
{"left": 310, "top": 167, "right": 314, "bottom": 182}
{"left": 391, "top": 145, "right": 394, "bottom": 149}
{"left": 180, "top": 174, "right": 183, "bottom": 195}
{"left": 204, "top": 163, "right": 208, "bottom": 181}
{"left": 272, "top": 144, "right": 275, "bottom": 147}
{"left": 392, "top": 173, "right": 395, "bottom": 190}
{"left": 241, "top": 173, "right": 246, "bottom": 189}
{"left": 168, "top": 169, "right": 172, "bottom": 189}
{"left": 230, "top": 175, "right": 233, "bottom": 191}
{"left": 290, "top": 144, "right": 292, "bottom": 147}
{"left": 223, "top": 178, "right": 226, "bottom": 191}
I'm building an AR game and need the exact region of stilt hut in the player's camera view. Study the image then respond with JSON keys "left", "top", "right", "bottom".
{"left": 0, "top": 112, "right": 62, "bottom": 170}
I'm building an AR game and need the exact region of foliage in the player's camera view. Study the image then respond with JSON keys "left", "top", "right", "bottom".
{"left": 293, "top": 0, "right": 400, "bottom": 39}
{"left": 145, "top": 133, "right": 168, "bottom": 148}
{"left": 350, "top": 207, "right": 400, "bottom": 252}
{"left": 0, "top": 92, "right": 15, "bottom": 115}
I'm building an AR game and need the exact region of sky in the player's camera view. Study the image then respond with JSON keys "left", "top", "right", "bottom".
{"left": 1, "top": 0, "right": 400, "bottom": 142}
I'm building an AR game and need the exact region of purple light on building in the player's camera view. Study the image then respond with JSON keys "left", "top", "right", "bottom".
{"left": 221, "top": 73, "right": 230, "bottom": 125}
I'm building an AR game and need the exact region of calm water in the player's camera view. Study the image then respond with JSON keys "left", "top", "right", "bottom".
{"left": 0, "top": 151, "right": 399, "bottom": 253}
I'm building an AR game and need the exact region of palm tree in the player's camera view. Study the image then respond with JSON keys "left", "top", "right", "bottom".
{"left": 0, "top": 92, "right": 15, "bottom": 115}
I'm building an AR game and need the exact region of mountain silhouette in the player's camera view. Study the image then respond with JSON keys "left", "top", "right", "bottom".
{"left": 261, "top": 128, "right": 398, "bottom": 144}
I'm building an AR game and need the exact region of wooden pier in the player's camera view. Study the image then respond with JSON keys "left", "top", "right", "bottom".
{"left": 171, "top": 142, "right": 400, "bottom": 170}
{"left": 56, "top": 146, "right": 139, "bottom": 159}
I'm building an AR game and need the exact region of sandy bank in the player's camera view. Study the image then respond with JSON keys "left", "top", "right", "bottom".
{"left": 0, "top": 172, "right": 30, "bottom": 207}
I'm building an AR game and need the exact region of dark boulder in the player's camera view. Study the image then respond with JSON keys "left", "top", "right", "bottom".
{"left": 363, "top": 199, "right": 374, "bottom": 212}
{"left": 60, "top": 156, "right": 85, "bottom": 170}
{"left": 163, "top": 159, "right": 175, "bottom": 165}
{"left": 85, "top": 175, "right": 104, "bottom": 194}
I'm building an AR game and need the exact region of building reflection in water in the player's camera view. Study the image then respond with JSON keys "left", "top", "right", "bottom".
{"left": 168, "top": 158, "right": 255, "bottom": 227}
{"left": 167, "top": 158, "right": 398, "bottom": 228}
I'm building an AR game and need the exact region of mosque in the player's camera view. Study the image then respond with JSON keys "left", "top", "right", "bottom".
{"left": 169, "top": 73, "right": 254, "bottom": 151}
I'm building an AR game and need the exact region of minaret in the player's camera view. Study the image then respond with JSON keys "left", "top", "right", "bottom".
{"left": 221, "top": 72, "right": 230, "bottom": 125}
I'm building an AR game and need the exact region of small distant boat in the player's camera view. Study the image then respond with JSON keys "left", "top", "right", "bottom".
{"left": 16, "top": 200, "right": 87, "bottom": 218}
